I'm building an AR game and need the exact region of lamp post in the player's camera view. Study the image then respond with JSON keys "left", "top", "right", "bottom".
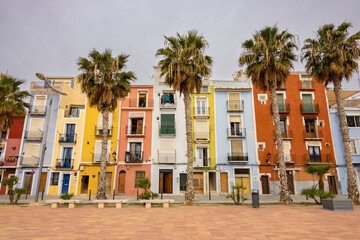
{"left": 34, "top": 73, "right": 67, "bottom": 202}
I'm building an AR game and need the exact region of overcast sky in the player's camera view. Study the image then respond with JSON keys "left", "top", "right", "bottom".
{"left": 1, "top": 0, "right": 360, "bottom": 89}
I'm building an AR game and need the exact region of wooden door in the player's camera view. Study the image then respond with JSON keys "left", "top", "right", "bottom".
{"left": 193, "top": 172, "right": 204, "bottom": 194}
{"left": 39, "top": 172, "right": 47, "bottom": 193}
{"left": 286, "top": 171, "right": 295, "bottom": 194}
{"left": 24, "top": 173, "right": 33, "bottom": 195}
{"left": 81, "top": 176, "right": 89, "bottom": 194}
{"left": 106, "top": 172, "right": 112, "bottom": 195}
{"left": 235, "top": 177, "right": 251, "bottom": 194}
{"left": 220, "top": 172, "right": 228, "bottom": 193}
{"left": 328, "top": 176, "right": 337, "bottom": 194}
{"left": 118, "top": 171, "right": 126, "bottom": 193}
{"left": 164, "top": 172, "right": 173, "bottom": 193}
{"left": 261, "top": 175, "right": 270, "bottom": 194}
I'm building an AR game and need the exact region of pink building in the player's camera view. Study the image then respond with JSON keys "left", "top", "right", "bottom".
{"left": 115, "top": 86, "right": 153, "bottom": 195}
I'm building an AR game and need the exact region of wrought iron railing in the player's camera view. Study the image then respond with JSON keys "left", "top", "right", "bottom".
{"left": 227, "top": 153, "right": 248, "bottom": 162}
{"left": 227, "top": 100, "right": 244, "bottom": 111}
{"left": 58, "top": 134, "right": 77, "bottom": 143}
{"left": 125, "top": 151, "right": 143, "bottom": 163}
{"left": 24, "top": 131, "right": 43, "bottom": 140}
{"left": 227, "top": 128, "right": 246, "bottom": 137}
{"left": 28, "top": 105, "right": 46, "bottom": 115}
{"left": 55, "top": 159, "right": 74, "bottom": 169}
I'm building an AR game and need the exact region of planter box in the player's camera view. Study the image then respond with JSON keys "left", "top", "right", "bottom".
{"left": 322, "top": 199, "right": 353, "bottom": 211}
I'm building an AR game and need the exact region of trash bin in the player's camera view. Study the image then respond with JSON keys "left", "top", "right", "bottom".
{"left": 252, "top": 190, "right": 259, "bottom": 208}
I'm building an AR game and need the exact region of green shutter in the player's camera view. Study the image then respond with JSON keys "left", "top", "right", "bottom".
{"left": 302, "top": 94, "right": 313, "bottom": 112}
{"left": 277, "top": 94, "right": 285, "bottom": 111}
{"left": 160, "top": 114, "right": 175, "bottom": 134}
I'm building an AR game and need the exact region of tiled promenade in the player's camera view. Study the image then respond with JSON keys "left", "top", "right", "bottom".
{"left": 0, "top": 204, "right": 359, "bottom": 239}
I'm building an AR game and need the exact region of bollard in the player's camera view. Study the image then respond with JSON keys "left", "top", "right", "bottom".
{"left": 137, "top": 189, "right": 139, "bottom": 200}
{"left": 252, "top": 190, "right": 259, "bottom": 208}
{"left": 161, "top": 190, "right": 163, "bottom": 200}
{"left": 89, "top": 190, "right": 91, "bottom": 201}
{"left": 113, "top": 190, "right": 115, "bottom": 200}
{"left": 41, "top": 189, "right": 44, "bottom": 201}
{"left": 209, "top": 186, "right": 211, "bottom": 201}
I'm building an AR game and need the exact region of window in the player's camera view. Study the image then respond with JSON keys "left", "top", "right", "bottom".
{"left": 138, "top": 92, "right": 147, "bottom": 107}
{"left": 130, "top": 118, "right": 143, "bottom": 134}
{"left": 196, "top": 147, "right": 209, "bottom": 167}
{"left": 277, "top": 93, "right": 285, "bottom": 111}
{"left": 94, "top": 140, "right": 111, "bottom": 162}
{"left": 228, "top": 93, "right": 241, "bottom": 111}
{"left": 196, "top": 98, "right": 208, "bottom": 115}
{"left": 160, "top": 114, "right": 175, "bottom": 135}
{"left": 258, "top": 94, "right": 267, "bottom": 104}
{"left": 347, "top": 116, "right": 360, "bottom": 127}
{"left": 258, "top": 143, "right": 264, "bottom": 151}
{"left": 280, "top": 118, "right": 288, "bottom": 138}
{"left": 308, "top": 146, "right": 321, "bottom": 162}
{"left": 302, "top": 94, "right": 314, "bottom": 112}
{"left": 160, "top": 92, "right": 175, "bottom": 107}
{"left": 350, "top": 139, "right": 357, "bottom": 155}
{"left": 50, "top": 172, "right": 59, "bottom": 185}
{"left": 180, "top": 173, "right": 187, "bottom": 191}
{"left": 200, "top": 85, "right": 209, "bottom": 93}
{"left": 231, "top": 140, "right": 244, "bottom": 160}
{"left": 65, "top": 124, "right": 76, "bottom": 142}
{"left": 229, "top": 115, "right": 242, "bottom": 136}
{"left": 65, "top": 106, "right": 80, "bottom": 118}
{"left": 319, "top": 120, "right": 325, "bottom": 127}
{"left": 305, "top": 118, "right": 316, "bottom": 138}
{"left": 97, "top": 114, "right": 113, "bottom": 134}
{"left": 0, "top": 131, "right": 7, "bottom": 139}
{"left": 61, "top": 147, "right": 73, "bottom": 168}
{"left": 0, "top": 145, "right": 4, "bottom": 161}
{"left": 194, "top": 120, "right": 209, "bottom": 140}
{"left": 135, "top": 171, "right": 145, "bottom": 187}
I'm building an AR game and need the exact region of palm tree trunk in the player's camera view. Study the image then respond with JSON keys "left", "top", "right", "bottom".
{"left": 97, "top": 107, "right": 109, "bottom": 199}
{"left": 318, "top": 176, "right": 324, "bottom": 192}
{"left": 184, "top": 91, "right": 195, "bottom": 205}
{"left": 333, "top": 79, "right": 360, "bottom": 204}
{"left": 9, "top": 190, "right": 14, "bottom": 204}
{"left": 269, "top": 83, "right": 292, "bottom": 205}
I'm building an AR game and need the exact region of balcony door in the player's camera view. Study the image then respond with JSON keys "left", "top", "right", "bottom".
{"left": 277, "top": 93, "right": 285, "bottom": 111}
{"left": 280, "top": 118, "right": 288, "bottom": 138}
{"left": 66, "top": 124, "right": 75, "bottom": 142}
{"left": 62, "top": 147, "right": 72, "bottom": 168}
{"left": 196, "top": 99, "right": 207, "bottom": 115}
{"left": 130, "top": 142, "right": 142, "bottom": 161}
{"left": 197, "top": 147, "right": 208, "bottom": 167}
{"left": 302, "top": 94, "right": 314, "bottom": 112}
{"left": 138, "top": 93, "right": 147, "bottom": 107}
{"left": 309, "top": 146, "right": 321, "bottom": 162}
{"left": 131, "top": 118, "right": 143, "bottom": 134}
{"left": 305, "top": 119, "right": 316, "bottom": 138}
{"left": 230, "top": 115, "right": 241, "bottom": 136}
{"left": 231, "top": 140, "right": 243, "bottom": 160}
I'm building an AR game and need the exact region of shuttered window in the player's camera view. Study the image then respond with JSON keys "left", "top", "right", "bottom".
{"left": 135, "top": 171, "right": 145, "bottom": 187}
{"left": 229, "top": 93, "right": 241, "bottom": 110}
{"left": 350, "top": 139, "right": 357, "bottom": 155}
{"left": 97, "top": 114, "right": 113, "bottom": 129}
{"left": 160, "top": 114, "right": 175, "bottom": 134}
{"left": 231, "top": 140, "right": 243, "bottom": 156}
{"left": 195, "top": 120, "right": 209, "bottom": 140}
{"left": 302, "top": 94, "right": 313, "bottom": 112}
{"left": 277, "top": 94, "right": 285, "bottom": 111}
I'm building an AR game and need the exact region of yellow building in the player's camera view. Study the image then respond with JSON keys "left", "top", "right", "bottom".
{"left": 191, "top": 81, "right": 216, "bottom": 194}
{"left": 47, "top": 77, "right": 87, "bottom": 195}
{"left": 77, "top": 99, "right": 120, "bottom": 196}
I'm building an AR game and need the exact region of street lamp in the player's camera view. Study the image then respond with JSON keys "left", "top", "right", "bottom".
{"left": 34, "top": 73, "right": 67, "bottom": 202}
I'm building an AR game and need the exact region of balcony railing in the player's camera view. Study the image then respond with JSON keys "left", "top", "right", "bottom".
{"left": 158, "top": 150, "right": 176, "bottom": 164}
{"left": 193, "top": 107, "right": 210, "bottom": 116}
{"left": 303, "top": 154, "right": 322, "bottom": 163}
{"left": 125, "top": 151, "right": 143, "bottom": 163}
{"left": 194, "top": 157, "right": 210, "bottom": 167}
{"left": 300, "top": 80, "right": 315, "bottom": 90}
{"left": 24, "top": 131, "right": 43, "bottom": 140}
{"left": 159, "top": 127, "right": 176, "bottom": 135}
{"left": 64, "top": 109, "right": 80, "bottom": 118}
{"left": 304, "top": 130, "right": 323, "bottom": 139}
{"left": 58, "top": 134, "right": 77, "bottom": 143}
{"left": 273, "top": 130, "right": 293, "bottom": 139}
{"left": 93, "top": 153, "right": 110, "bottom": 163}
{"left": 20, "top": 156, "right": 39, "bottom": 166}
{"left": 128, "top": 99, "right": 154, "bottom": 108}
{"left": 160, "top": 97, "right": 176, "bottom": 109}
{"left": 227, "top": 128, "right": 246, "bottom": 137}
{"left": 274, "top": 154, "right": 296, "bottom": 162}
{"left": 194, "top": 132, "right": 209, "bottom": 141}
{"left": 28, "top": 105, "right": 46, "bottom": 115}
{"left": 228, "top": 153, "right": 248, "bottom": 162}
{"left": 227, "top": 100, "right": 244, "bottom": 112}
{"left": 95, "top": 127, "right": 113, "bottom": 136}
{"left": 301, "top": 103, "right": 320, "bottom": 114}
{"left": 126, "top": 126, "right": 145, "bottom": 136}
{"left": 55, "top": 159, "right": 74, "bottom": 169}
{"left": 272, "top": 103, "right": 290, "bottom": 113}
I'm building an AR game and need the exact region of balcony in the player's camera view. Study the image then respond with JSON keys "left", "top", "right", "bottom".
{"left": 159, "top": 127, "right": 176, "bottom": 136}
{"left": 273, "top": 130, "right": 293, "bottom": 139}
{"left": 160, "top": 96, "right": 176, "bottom": 109}
{"left": 301, "top": 103, "right": 320, "bottom": 114}
{"left": 227, "top": 128, "right": 246, "bottom": 137}
{"left": 125, "top": 151, "right": 143, "bottom": 163}
{"left": 93, "top": 153, "right": 110, "bottom": 163}
{"left": 20, "top": 156, "right": 39, "bottom": 167}
{"left": 59, "top": 134, "right": 77, "bottom": 143}
{"left": 95, "top": 127, "right": 113, "bottom": 136}
{"left": 304, "top": 130, "right": 323, "bottom": 140}
{"left": 157, "top": 150, "right": 176, "bottom": 164}
{"left": 193, "top": 107, "right": 210, "bottom": 117}
{"left": 24, "top": 131, "right": 43, "bottom": 141}
{"left": 228, "top": 153, "right": 248, "bottom": 162}
{"left": 274, "top": 154, "right": 296, "bottom": 163}
{"left": 126, "top": 126, "right": 145, "bottom": 136}
{"left": 227, "top": 100, "right": 244, "bottom": 112}
{"left": 272, "top": 103, "right": 290, "bottom": 114}
{"left": 64, "top": 109, "right": 80, "bottom": 118}
{"left": 194, "top": 132, "right": 209, "bottom": 141}
{"left": 55, "top": 159, "right": 74, "bottom": 169}
{"left": 28, "top": 105, "right": 46, "bottom": 115}
{"left": 194, "top": 157, "right": 210, "bottom": 167}
{"left": 128, "top": 99, "right": 154, "bottom": 108}
{"left": 299, "top": 81, "right": 315, "bottom": 90}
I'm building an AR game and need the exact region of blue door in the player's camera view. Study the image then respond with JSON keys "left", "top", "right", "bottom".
{"left": 66, "top": 124, "right": 75, "bottom": 142}
{"left": 61, "top": 174, "right": 70, "bottom": 194}
{"left": 62, "top": 147, "right": 72, "bottom": 168}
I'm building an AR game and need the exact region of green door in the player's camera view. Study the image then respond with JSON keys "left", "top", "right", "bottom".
{"left": 160, "top": 114, "right": 175, "bottom": 134}
{"left": 277, "top": 94, "right": 285, "bottom": 111}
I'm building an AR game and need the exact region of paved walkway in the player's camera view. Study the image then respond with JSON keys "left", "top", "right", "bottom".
{"left": 0, "top": 204, "right": 359, "bottom": 239}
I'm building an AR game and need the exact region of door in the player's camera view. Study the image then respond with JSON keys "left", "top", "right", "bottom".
{"left": 106, "top": 172, "right": 112, "bottom": 195}
{"left": 280, "top": 119, "right": 288, "bottom": 138}
{"left": 193, "top": 172, "right": 204, "bottom": 194}
{"left": 24, "top": 172, "right": 33, "bottom": 195}
{"left": 66, "top": 124, "right": 75, "bottom": 142}
{"left": 308, "top": 146, "right": 321, "bottom": 162}
{"left": 235, "top": 177, "right": 251, "bottom": 194}
{"left": 61, "top": 174, "right": 70, "bottom": 194}
{"left": 159, "top": 170, "right": 173, "bottom": 194}
{"left": 39, "top": 172, "right": 47, "bottom": 193}
{"left": 62, "top": 147, "right": 73, "bottom": 168}
{"left": 220, "top": 172, "right": 228, "bottom": 193}
{"left": 261, "top": 175, "right": 270, "bottom": 194}
{"left": 118, "top": 171, "right": 126, "bottom": 193}
{"left": 81, "top": 176, "right": 89, "bottom": 194}
{"left": 286, "top": 171, "right": 295, "bottom": 194}
{"left": 231, "top": 140, "right": 243, "bottom": 160}
{"left": 328, "top": 176, "right": 337, "bottom": 195}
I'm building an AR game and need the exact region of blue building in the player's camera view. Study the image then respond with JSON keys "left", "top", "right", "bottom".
{"left": 329, "top": 92, "right": 360, "bottom": 195}
{"left": 214, "top": 76, "right": 259, "bottom": 195}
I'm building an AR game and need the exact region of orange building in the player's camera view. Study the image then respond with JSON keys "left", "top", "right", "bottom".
{"left": 253, "top": 72, "right": 338, "bottom": 195}
{"left": 115, "top": 86, "right": 153, "bottom": 195}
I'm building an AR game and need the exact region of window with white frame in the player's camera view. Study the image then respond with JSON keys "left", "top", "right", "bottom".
{"left": 196, "top": 98, "right": 208, "bottom": 115}
{"left": 196, "top": 146, "right": 209, "bottom": 167}
{"left": 258, "top": 94, "right": 267, "bottom": 104}
{"left": 347, "top": 116, "right": 360, "bottom": 127}
{"left": 258, "top": 143, "right": 265, "bottom": 151}
{"left": 200, "top": 85, "right": 209, "bottom": 93}
{"left": 350, "top": 139, "right": 357, "bottom": 155}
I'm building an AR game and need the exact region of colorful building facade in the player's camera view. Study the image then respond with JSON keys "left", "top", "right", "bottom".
{"left": 253, "top": 72, "right": 338, "bottom": 195}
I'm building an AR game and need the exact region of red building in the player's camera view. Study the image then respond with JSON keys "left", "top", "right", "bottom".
{"left": 253, "top": 72, "right": 338, "bottom": 195}
{"left": 0, "top": 117, "right": 25, "bottom": 194}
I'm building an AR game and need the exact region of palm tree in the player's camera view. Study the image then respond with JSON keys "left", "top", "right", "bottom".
{"left": 77, "top": 49, "right": 136, "bottom": 199}
{"left": 302, "top": 22, "right": 360, "bottom": 204}
{"left": 306, "top": 164, "right": 331, "bottom": 191}
{"left": 0, "top": 74, "right": 31, "bottom": 130}
{"left": 156, "top": 30, "right": 212, "bottom": 205}
{"left": 239, "top": 25, "right": 297, "bottom": 205}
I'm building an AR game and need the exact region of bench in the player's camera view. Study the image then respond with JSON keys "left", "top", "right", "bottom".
{"left": 46, "top": 200, "right": 81, "bottom": 209}
{"left": 139, "top": 199, "right": 174, "bottom": 208}
{"left": 92, "top": 199, "right": 128, "bottom": 208}
{"left": 322, "top": 199, "right": 353, "bottom": 211}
